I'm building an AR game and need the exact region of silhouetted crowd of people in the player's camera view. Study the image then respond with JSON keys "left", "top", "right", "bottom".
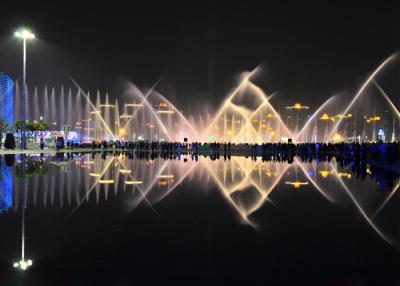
{"left": 84, "top": 140, "right": 400, "bottom": 168}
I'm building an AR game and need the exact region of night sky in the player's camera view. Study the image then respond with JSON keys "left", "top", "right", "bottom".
{"left": 0, "top": 0, "right": 398, "bottom": 110}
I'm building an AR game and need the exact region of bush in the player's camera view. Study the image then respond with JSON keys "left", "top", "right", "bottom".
{"left": 4, "top": 133, "right": 15, "bottom": 149}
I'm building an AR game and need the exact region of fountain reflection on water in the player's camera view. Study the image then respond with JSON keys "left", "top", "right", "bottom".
{"left": 1, "top": 152, "right": 398, "bottom": 249}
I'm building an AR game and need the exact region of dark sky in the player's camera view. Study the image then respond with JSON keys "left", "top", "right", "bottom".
{"left": 0, "top": 0, "right": 398, "bottom": 110}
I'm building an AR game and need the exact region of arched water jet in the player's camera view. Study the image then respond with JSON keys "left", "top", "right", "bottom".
{"left": 327, "top": 53, "right": 399, "bottom": 141}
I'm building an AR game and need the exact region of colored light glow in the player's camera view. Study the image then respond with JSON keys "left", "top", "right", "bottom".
{"left": 159, "top": 175, "right": 174, "bottom": 178}
{"left": 119, "top": 128, "right": 126, "bottom": 136}
{"left": 319, "top": 113, "right": 334, "bottom": 121}
{"left": 125, "top": 180, "right": 143, "bottom": 185}
{"left": 332, "top": 134, "right": 342, "bottom": 141}
{"left": 285, "top": 181, "right": 309, "bottom": 188}
{"left": 99, "top": 180, "right": 114, "bottom": 184}
{"left": 119, "top": 169, "right": 131, "bottom": 174}
{"left": 338, "top": 172, "right": 352, "bottom": 179}
{"left": 319, "top": 170, "right": 333, "bottom": 178}
{"left": 156, "top": 110, "right": 175, "bottom": 114}
{"left": 286, "top": 103, "right": 309, "bottom": 110}
{"left": 89, "top": 173, "right": 101, "bottom": 177}
{"left": 266, "top": 172, "right": 277, "bottom": 177}
{"left": 159, "top": 181, "right": 168, "bottom": 186}
{"left": 120, "top": 114, "right": 132, "bottom": 119}
{"left": 125, "top": 103, "right": 143, "bottom": 107}
{"left": 90, "top": 110, "right": 100, "bottom": 114}
{"left": 99, "top": 104, "right": 115, "bottom": 108}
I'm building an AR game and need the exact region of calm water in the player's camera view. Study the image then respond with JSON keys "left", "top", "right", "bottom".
{"left": 0, "top": 153, "right": 398, "bottom": 285}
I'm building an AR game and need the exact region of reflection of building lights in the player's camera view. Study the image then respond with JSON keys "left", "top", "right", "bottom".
{"left": 156, "top": 110, "right": 175, "bottom": 114}
{"left": 338, "top": 172, "right": 352, "bottom": 179}
{"left": 13, "top": 259, "right": 33, "bottom": 271}
{"left": 366, "top": 116, "right": 381, "bottom": 123}
{"left": 99, "top": 180, "right": 114, "bottom": 184}
{"left": 159, "top": 103, "right": 169, "bottom": 107}
{"left": 125, "top": 103, "right": 143, "bottom": 107}
{"left": 125, "top": 180, "right": 143, "bottom": 185}
{"left": 119, "top": 169, "right": 131, "bottom": 174}
{"left": 120, "top": 114, "right": 132, "bottom": 119}
{"left": 335, "top": 113, "right": 352, "bottom": 119}
{"left": 99, "top": 104, "right": 115, "bottom": 108}
{"left": 159, "top": 174, "right": 174, "bottom": 178}
{"left": 285, "top": 181, "right": 309, "bottom": 188}
{"left": 319, "top": 170, "right": 333, "bottom": 178}
{"left": 90, "top": 110, "right": 100, "bottom": 114}
{"left": 89, "top": 173, "right": 101, "bottom": 177}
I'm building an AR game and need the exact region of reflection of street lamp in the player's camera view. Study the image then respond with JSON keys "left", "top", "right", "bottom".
{"left": 13, "top": 167, "right": 33, "bottom": 271}
{"left": 14, "top": 28, "right": 35, "bottom": 149}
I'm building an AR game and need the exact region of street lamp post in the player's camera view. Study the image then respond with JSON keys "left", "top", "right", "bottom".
{"left": 14, "top": 28, "right": 35, "bottom": 149}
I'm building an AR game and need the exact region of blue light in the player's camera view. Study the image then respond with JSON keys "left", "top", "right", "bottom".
{"left": 0, "top": 164, "right": 13, "bottom": 213}
{"left": 378, "top": 129, "right": 384, "bottom": 136}
{"left": 0, "top": 72, "right": 14, "bottom": 125}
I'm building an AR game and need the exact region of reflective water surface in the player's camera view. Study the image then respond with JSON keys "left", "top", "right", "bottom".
{"left": 0, "top": 152, "right": 399, "bottom": 285}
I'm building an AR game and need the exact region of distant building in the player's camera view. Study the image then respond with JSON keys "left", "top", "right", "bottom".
{"left": 0, "top": 71, "right": 14, "bottom": 125}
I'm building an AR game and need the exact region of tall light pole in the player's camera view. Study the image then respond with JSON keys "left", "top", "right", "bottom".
{"left": 14, "top": 28, "right": 35, "bottom": 149}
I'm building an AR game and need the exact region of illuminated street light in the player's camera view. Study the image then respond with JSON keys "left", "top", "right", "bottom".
{"left": 14, "top": 28, "right": 35, "bottom": 149}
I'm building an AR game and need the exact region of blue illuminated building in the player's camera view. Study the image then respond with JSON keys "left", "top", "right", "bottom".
{"left": 0, "top": 71, "right": 14, "bottom": 125}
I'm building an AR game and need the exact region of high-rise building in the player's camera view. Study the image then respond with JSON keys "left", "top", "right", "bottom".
{"left": 0, "top": 71, "right": 14, "bottom": 125}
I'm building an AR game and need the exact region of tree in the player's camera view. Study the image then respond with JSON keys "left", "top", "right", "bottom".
{"left": 15, "top": 120, "right": 49, "bottom": 138}
{"left": 0, "top": 117, "right": 11, "bottom": 149}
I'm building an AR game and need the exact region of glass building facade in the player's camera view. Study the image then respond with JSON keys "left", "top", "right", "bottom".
{"left": 0, "top": 71, "right": 14, "bottom": 125}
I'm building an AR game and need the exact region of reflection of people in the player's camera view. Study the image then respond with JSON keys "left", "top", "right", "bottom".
{"left": 40, "top": 137, "right": 44, "bottom": 150}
